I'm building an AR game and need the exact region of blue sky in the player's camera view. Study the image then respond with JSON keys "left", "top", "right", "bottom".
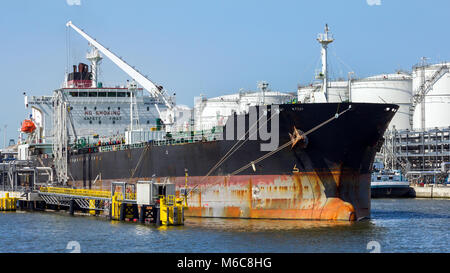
{"left": 1, "top": 0, "right": 449, "bottom": 146}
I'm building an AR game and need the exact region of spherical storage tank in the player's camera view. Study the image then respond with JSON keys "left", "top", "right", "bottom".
{"left": 350, "top": 72, "right": 413, "bottom": 130}
{"left": 412, "top": 62, "right": 450, "bottom": 130}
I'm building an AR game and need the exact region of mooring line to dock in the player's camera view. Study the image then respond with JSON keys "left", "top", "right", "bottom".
{"left": 185, "top": 105, "right": 352, "bottom": 195}
{"left": 202, "top": 109, "right": 278, "bottom": 182}
{"left": 230, "top": 105, "right": 352, "bottom": 176}
{"left": 130, "top": 144, "right": 150, "bottom": 179}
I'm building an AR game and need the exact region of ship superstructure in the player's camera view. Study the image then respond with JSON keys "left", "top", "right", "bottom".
{"left": 25, "top": 82, "right": 171, "bottom": 144}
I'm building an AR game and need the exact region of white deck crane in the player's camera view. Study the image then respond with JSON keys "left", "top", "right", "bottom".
{"left": 66, "top": 21, "right": 175, "bottom": 115}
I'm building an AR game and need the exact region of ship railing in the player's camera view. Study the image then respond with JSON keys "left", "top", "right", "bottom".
{"left": 93, "top": 129, "right": 224, "bottom": 154}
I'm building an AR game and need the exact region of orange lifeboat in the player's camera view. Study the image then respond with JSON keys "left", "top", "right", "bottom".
{"left": 21, "top": 119, "right": 36, "bottom": 134}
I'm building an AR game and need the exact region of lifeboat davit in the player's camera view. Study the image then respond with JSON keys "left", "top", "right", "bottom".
{"left": 21, "top": 119, "right": 36, "bottom": 133}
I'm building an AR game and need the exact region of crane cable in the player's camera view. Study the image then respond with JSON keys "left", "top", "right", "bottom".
{"left": 230, "top": 105, "right": 352, "bottom": 176}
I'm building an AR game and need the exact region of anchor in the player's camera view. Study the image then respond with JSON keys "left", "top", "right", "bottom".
{"left": 289, "top": 126, "right": 308, "bottom": 149}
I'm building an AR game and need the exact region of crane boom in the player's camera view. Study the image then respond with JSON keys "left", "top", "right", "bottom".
{"left": 66, "top": 21, "right": 174, "bottom": 110}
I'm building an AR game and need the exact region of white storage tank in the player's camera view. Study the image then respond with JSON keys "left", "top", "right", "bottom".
{"left": 298, "top": 84, "right": 322, "bottom": 103}
{"left": 328, "top": 81, "right": 349, "bottom": 102}
{"left": 194, "top": 90, "right": 294, "bottom": 131}
{"left": 412, "top": 62, "right": 450, "bottom": 130}
{"left": 350, "top": 72, "right": 413, "bottom": 130}
{"left": 297, "top": 81, "right": 349, "bottom": 103}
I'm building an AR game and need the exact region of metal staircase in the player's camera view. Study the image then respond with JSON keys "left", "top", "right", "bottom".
{"left": 409, "top": 64, "right": 448, "bottom": 129}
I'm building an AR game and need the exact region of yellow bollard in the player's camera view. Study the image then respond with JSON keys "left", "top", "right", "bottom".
{"left": 4, "top": 193, "right": 9, "bottom": 210}
{"left": 111, "top": 194, "right": 121, "bottom": 220}
{"left": 89, "top": 199, "right": 96, "bottom": 215}
{"left": 160, "top": 196, "right": 168, "bottom": 225}
{"left": 11, "top": 198, "right": 17, "bottom": 210}
{"left": 168, "top": 206, "right": 174, "bottom": 225}
{"left": 176, "top": 204, "right": 184, "bottom": 225}
{"left": 159, "top": 196, "right": 182, "bottom": 225}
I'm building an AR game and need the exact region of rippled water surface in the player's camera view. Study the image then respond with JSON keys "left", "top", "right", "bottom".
{"left": 0, "top": 198, "right": 449, "bottom": 253}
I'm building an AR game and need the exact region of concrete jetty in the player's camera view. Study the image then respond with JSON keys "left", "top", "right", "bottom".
{"left": 410, "top": 184, "right": 450, "bottom": 199}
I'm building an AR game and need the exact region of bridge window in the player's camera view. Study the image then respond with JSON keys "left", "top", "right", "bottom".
{"left": 70, "top": 92, "right": 78, "bottom": 97}
{"left": 89, "top": 92, "right": 97, "bottom": 97}
{"left": 107, "top": 92, "right": 117, "bottom": 97}
{"left": 79, "top": 92, "right": 88, "bottom": 97}
{"left": 98, "top": 92, "right": 107, "bottom": 97}
{"left": 117, "top": 92, "right": 126, "bottom": 97}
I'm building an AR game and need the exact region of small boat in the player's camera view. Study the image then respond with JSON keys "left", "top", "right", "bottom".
{"left": 371, "top": 167, "right": 412, "bottom": 198}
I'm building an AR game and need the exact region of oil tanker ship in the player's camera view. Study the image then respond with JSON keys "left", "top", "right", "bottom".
{"left": 61, "top": 102, "right": 396, "bottom": 221}
{"left": 20, "top": 23, "right": 398, "bottom": 221}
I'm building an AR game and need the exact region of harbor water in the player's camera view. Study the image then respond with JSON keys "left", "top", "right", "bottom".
{"left": 0, "top": 198, "right": 449, "bottom": 253}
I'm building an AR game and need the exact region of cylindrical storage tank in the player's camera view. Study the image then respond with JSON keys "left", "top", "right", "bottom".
{"left": 412, "top": 62, "right": 450, "bottom": 129}
{"left": 239, "top": 91, "right": 294, "bottom": 107}
{"left": 298, "top": 84, "right": 320, "bottom": 103}
{"left": 350, "top": 72, "right": 413, "bottom": 130}
{"left": 328, "top": 81, "right": 349, "bottom": 103}
{"left": 194, "top": 91, "right": 294, "bottom": 131}
{"left": 297, "top": 81, "right": 349, "bottom": 103}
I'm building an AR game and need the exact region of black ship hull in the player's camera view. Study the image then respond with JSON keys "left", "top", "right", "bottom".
{"left": 45, "top": 103, "right": 397, "bottom": 221}
{"left": 371, "top": 186, "right": 413, "bottom": 198}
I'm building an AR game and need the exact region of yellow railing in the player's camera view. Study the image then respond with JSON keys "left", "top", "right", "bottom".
{"left": 40, "top": 187, "right": 112, "bottom": 199}
{"left": 39, "top": 187, "right": 136, "bottom": 200}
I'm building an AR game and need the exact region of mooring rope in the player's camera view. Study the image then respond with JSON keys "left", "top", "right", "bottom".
{"left": 186, "top": 104, "right": 352, "bottom": 197}
{"left": 201, "top": 109, "right": 278, "bottom": 182}
{"left": 229, "top": 105, "right": 352, "bottom": 176}
{"left": 130, "top": 144, "right": 150, "bottom": 179}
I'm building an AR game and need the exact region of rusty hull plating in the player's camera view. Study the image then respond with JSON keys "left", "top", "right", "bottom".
{"left": 180, "top": 170, "right": 367, "bottom": 221}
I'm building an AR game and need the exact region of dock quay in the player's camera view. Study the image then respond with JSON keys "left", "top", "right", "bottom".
{"left": 410, "top": 184, "right": 450, "bottom": 199}
{"left": 0, "top": 160, "right": 186, "bottom": 225}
